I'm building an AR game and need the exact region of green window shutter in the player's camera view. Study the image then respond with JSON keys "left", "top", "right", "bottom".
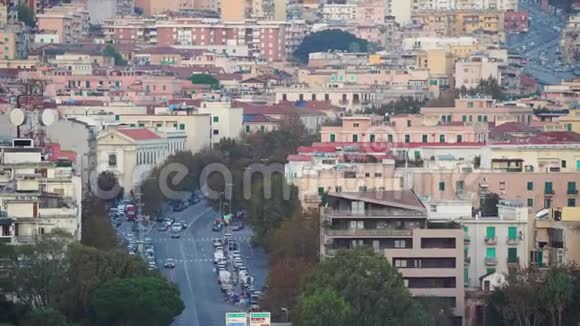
{"left": 537, "top": 251, "right": 543, "bottom": 266}
{"left": 486, "top": 247, "right": 496, "bottom": 258}
{"left": 545, "top": 182, "right": 553, "bottom": 194}
{"left": 422, "top": 135, "right": 428, "bottom": 143}
{"left": 568, "top": 182, "right": 576, "bottom": 194}
{"left": 414, "top": 151, "right": 420, "bottom": 160}
{"left": 138, "top": 123, "right": 145, "bottom": 127}
{"left": 173, "top": 123, "right": 178, "bottom": 128}
{"left": 370, "top": 134, "right": 375, "bottom": 142}
{"left": 387, "top": 134, "right": 393, "bottom": 142}
{"left": 352, "top": 134, "right": 358, "bottom": 142}
{"left": 318, "top": 187, "right": 324, "bottom": 195}
{"left": 508, "top": 226, "right": 517, "bottom": 240}
{"left": 527, "top": 198, "right": 534, "bottom": 207}
{"left": 477, "top": 115, "right": 482, "bottom": 122}
{"left": 463, "top": 226, "right": 468, "bottom": 232}
{"left": 439, "top": 135, "right": 445, "bottom": 143}
{"left": 464, "top": 267, "right": 469, "bottom": 285}
{"left": 486, "top": 268, "right": 496, "bottom": 274}
{"left": 483, "top": 115, "right": 488, "bottom": 122}
{"left": 469, "top": 115, "right": 473, "bottom": 122}
{"left": 486, "top": 226, "right": 496, "bottom": 239}
{"left": 462, "top": 115, "right": 467, "bottom": 122}
{"left": 213, "top": 116, "right": 219, "bottom": 123}
{"left": 156, "top": 123, "right": 163, "bottom": 127}
{"left": 179, "top": 124, "right": 185, "bottom": 130}
{"left": 129, "top": 123, "right": 136, "bottom": 127}
{"left": 405, "top": 135, "right": 411, "bottom": 143}
{"left": 439, "top": 182, "right": 445, "bottom": 191}
{"left": 577, "top": 160, "right": 580, "bottom": 171}
{"left": 115, "top": 115, "right": 120, "bottom": 121}
{"left": 527, "top": 181, "right": 533, "bottom": 190}
{"left": 330, "top": 134, "right": 336, "bottom": 142}
{"left": 508, "top": 248, "right": 518, "bottom": 262}
{"left": 568, "top": 124, "right": 573, "bottom": 132}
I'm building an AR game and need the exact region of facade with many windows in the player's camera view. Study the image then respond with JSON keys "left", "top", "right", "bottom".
{"left": 461, "top": 200, "right": 529, "bottom": 288}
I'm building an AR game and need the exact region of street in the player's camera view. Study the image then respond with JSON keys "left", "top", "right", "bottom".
{"left": 116, "top": 200, "right": 268, "bottom": 326}
{"left": 506, "top": 0, "right": 576, "bottom": 85}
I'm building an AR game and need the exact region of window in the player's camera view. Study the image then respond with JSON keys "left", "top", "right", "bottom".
{"left": 477, "top": 115, "right": 482, "bottom": 122}
{"left": 545, "top": 198, "right": 552, "bottom": 208}
{"left": 486, "top": 226, "right": 496, "bottom": 239}
{"left": 577, "top": 160, "right": 580, "bottom": 171}
{"left": 422, "top": 134, "right": 428, "bottom": 143}
{"left": 353, "top": 123, "right": 360, "bottom": 127}
{"left": 457, "top": 135, "right": 463, "bottom": 143}
{"left": 438, "top": 181, "right": 445, "bottom": 191}
{"left": 567, "top": 182, "right": 577, "bottom": 194}
{"left": 508, "top": 248, "right": 518, "bottom": 263}
{"left": 486, "top": 268, "right": 496, "bottom": 274}
{"left": 156, "top": 123, "right": 162, "bottom": 128}
{"left": 456, "top": 180, "right": 464, "bottom": 193}
{"left": 138, "top": 123, "right": 145, "bottom": 127}
{"left": 508, "top": 226, "right": 517, "bottom": 240}
{"left": 245, "top": 125, "right": 251, "bottom": 133}
{"left": 330, "top": 134, "right": 336, "bottom": 142}
{"left": 394, "top": 259, "right": 408, "bottom": 267}
{"left": 358, "top": 186, "right": 367, "bottom": 192}
{"left": 108, "top": 154, "right": 117, "bottom": 167}
{"left": 407, "top": 120, "right": 411, "bottom": 127}
{"left": 486, "top": 247, "right": 496, "bottom": 258}
{"left": 439, "top": 135, "right": 445, "bottom": 143}
{"left": 528, "top": 198, "right": 534, "bottom": 207}
{"left": 462, "top": 115, "right": 467, "bottom": 122}
{"left": 545, "top": 181, "right": 554, "bottom": 194}
{"left": 394, "top": 240, "right": 406, "bottom": 248}
{"left": 562, "top": 160, "right": 567, "bottom": 168}
{"left": 318, "top": 187, "right": 324, "bottom": 195}
{"left": 405, "top": 135, "right": 410, "bottom": 143}
{"left": 464, "top": 267, "right": 469, "bottom": 285}
{"left": 179, "top": 124, "right": 185, "bottom": 130}
{"left": 352, "top": 134, "right": 358, "bottom": 142}
{"left": 499, "top": 181, "right": 506, "bottom": 191}
{"left": 370, "top": 134, "right": 375, "bottom": 142}
{"left": 467, "top": 101, "right": 473, "bottom": 108}
{"left": 568, "top": 198, "right": 576, "bottom": 207}
{"left": 213, "top": 116, "right": 219, "bottom": 123}
{"left": 527, "top": 181, "right": 533, "bottom": 191}
{"left": 162, "top": 85, "right": 166, "bottom": 91}
{"left": 115, "top": 115, "right": 120, "bottom": 121}
{"left": 213, "top": 129, "right": 219, "bottom": 135}
{"left": 483, "top": 115, "right": 488, "bottom": 122}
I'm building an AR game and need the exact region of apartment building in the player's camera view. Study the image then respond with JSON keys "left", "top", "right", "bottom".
{"left": 196, "top": 99, "right": 243, "bottom": 145}
{"left": 534, "top": 207, "right": 580, "bottom": 268}
{"left": 542, "top": 80, "right": 580, "bottom": 105}
{"left": 355, "top": 0, "right": 387, "bottom": 25}
{"left": 0, "top": 0, "right": 17, "bottom": 26}
{"left": 504, "top": 10, "right": 529, "bottom": 33}
{"left": 0, "top": 29, "right": 28, "bottom": 60}
{"left": 455, "top": 55, "right": 502, "bottom": 89}
{"left": 561, "top": 15, "right": 580, "bottom": 65}
{"left": 412, "top": 0, "right": 517, "bottom": 10}
{"left": 402, "top": 36, "right": 480, "bottom": 58}
{"left": 319, "top": 115, "right": 488, "bottom": 145}
{"left": 37, "top": 3, "right": 89, "bottom": 44}
{"left": 285, "top": 150, "right": 402, "bottom": 208}
{"left": 386, "top": 0, "right": 411, "bottom": 25}
{"left": 420, "top": 97, "right": 534, "bottom": 126}
{"left": 320, "top": 190, "right": 464, "bottom": 323}
{"left": 321, "top": 4, "right": 357, "bottom": 23}
{"left": 96, "top": 128, "right": 186, "bottom": 192}
{"left": 86, "top": 0, "right": 117, "bottom": 25}
{"left": 0, "top": 139, "right": 82, "bottom": 244}
{"left": 461, "top": 200, "right": 529, "bottom": 288}
{"left": 274, "top": 84, "right": 378, "bottom": 111}
{"left": 413, "top": 10, "right": 505, "bottom": 42}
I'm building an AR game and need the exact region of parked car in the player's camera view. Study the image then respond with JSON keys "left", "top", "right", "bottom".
{"left": 171, "top": 223, "right": 182, "bottom": 232}
{"left": 171, "top": 230, "right": 181, "bottom": 239}
{"left": 213, "top": 238, "right": 223, "bottom": 247}
{"left": 232, "top": 224, "right": 244, "bottom": 232}
{"left": 180, "top": 220, "right": 187, "bottom": 229}
{"left": 164, "top": 259, "right": 176, "bottom": 269}
{"left": 158, "top": 224, "right": 168, "bottom": 232}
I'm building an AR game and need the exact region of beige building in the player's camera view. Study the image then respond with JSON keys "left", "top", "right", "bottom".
{"left": 320, "top": 191, "right": 464, "bottom": 322}
{"left": 0, "top": 140, "right": 82, "bottom": 244}
{"left": 535, "top": 207, "right": 580, "bottom": 268}
{"left": 221, "top": 0, "right": 249, "bottom": 21}
{"left": 274, "top": 84, "right": 378, "bottom": 111}
{"left": 37, "top": 3, "right": 89, "bottom": 44}
{"left": 96, "top": 128, "right": 186, "bottom": 192}
{"left": 560, "top": 15, "right": 580, "bottom": 65}
{"left": 196, "top": 99, "right": 243, "bottom": 145}
{"left": 455, "top": 55, "right": 502, "bottom": 90}
{"left": 0, "top": 30, "right": 17, "bottom": 60}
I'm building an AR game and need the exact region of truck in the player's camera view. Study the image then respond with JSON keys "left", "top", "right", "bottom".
{"left": 125, "top": 204, "right": 136, "bottom": 221}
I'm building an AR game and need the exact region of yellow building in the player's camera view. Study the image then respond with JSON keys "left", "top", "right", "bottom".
{"left": 368, "top": 54, "right": 382, "bottom": 66}
{"left": 535, "top": 207, "right": 580, "bottom": 267}
{"left": 416, "top": 49, "right": 453, "bottom": 75}
{"left": 414, "top": 10, "right": 505, "bottom": 42}
{"left": 0, "top": 31, "right": 16, "bottom": 60}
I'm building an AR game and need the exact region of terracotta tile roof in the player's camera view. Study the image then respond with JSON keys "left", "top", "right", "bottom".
{"left": 489, "top": 122, "right": 541, "bottom": 140}
{"left": 243, "top": 113, "right": 279, "bottom": 123}
{"left": 117, "top": 128, "right": 160, "bottom": 141}
{"left": 287, "top": 154, "right": 313, "bottom": 162}
{"left": 328, "top": 190, "right": 426, "bottom": 212}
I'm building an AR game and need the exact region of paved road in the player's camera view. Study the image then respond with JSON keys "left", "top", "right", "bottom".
{"left": 506, "top": 0, "right": 576, "bottom": 85}
{"left": 147, "top": 201, "right": 268, "bottom": 326}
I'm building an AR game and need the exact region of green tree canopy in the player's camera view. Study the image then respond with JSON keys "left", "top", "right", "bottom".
{"left": 81, "top": 194, "right": 119, "bottom": 250}
{"left": 294, "top": 249, "right": 432, "bottom": 326}
{"left": 102, "top": 45, "right": 127, "bottom": 66}
{"left": 363, "top": 97, "right": 424, "bottom": 116}
{"left": 293, "top": 29, "right": 370, "bottom": 64}
{"left": 17, "top": 3, "right": 35, "bottom": 28}
{"left": 94, "top": 277, "right": 184, "bottom": 326}
{"left": 189, "top": 73, "right": 220, "bottom": 90}
{"left": 296, "top": 288, "right": 351, "bottom": 326}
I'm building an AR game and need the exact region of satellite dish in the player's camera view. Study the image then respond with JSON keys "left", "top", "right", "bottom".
{"left": 9, "top": 108, "right": 26, "bottom": 126}
{"left": 41, "top": 109, "right": 57, "bottom": 126}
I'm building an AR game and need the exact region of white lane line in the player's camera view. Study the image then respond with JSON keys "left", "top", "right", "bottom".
{"left": 188, "top": 207, "right": 213, "bottom": 229}
{"left": 179, "top": 238, "right": 200, "bottom": 326}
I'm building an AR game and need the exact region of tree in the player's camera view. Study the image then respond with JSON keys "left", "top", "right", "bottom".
{"left": 96, "top": 171, "right": 123, "bottom": 202}
{"left": 363, "top": 97, "right": 423, "bottom": 115}
{"left": 543, "top": 268, "right": 574, "bottom": 326}
{"left": 295, "top": 288, "right": 352, "bottom": 326}
{"left": 294, "top": 249, "right": 432, "bottom": 326}
{"left": 460, "top": 77, "right": 504, "bottom": 100}
{"left": 17, "top": 3, "right": 35, "bottom": 28}
{"left": 188, "top": 73, "right": 220, "bottom": 90}
{"left": 425, "top": 89, "right": 459, "bottom": 107}
{"left": 293, "top": 29, "right": 370, "bottom": 64}
{"left": 81, "top": 194, "right": 119, "bottom": 250}
{"left": 102, "top": 45, "right": 127, "bottom": 66}
{"left": 20, "top": 308, "right": 69, "bottom": 326}
{"left": 93, "top": 277, "right": 184, "bottom": 326}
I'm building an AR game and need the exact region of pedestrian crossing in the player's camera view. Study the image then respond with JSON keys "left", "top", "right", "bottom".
{"left": 168, "top": 258, "right": 213, "bottom": 263}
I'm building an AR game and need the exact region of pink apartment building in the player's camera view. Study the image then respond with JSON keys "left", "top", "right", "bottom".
{"left": 320, "top": 115, "right": 488, "bottom": 145}
{"left": 420, "top": 97, "right": 535, "bottom": 125}
{"left": 504, "top": 10, "right": 529, "bottom": 33}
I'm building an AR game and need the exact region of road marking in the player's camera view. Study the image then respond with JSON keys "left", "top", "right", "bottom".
{"left": 188, "top": 207, "right": 213, "bottom": 229}
{"left": 179, "top": 239, "right": 200, "bottom": 326}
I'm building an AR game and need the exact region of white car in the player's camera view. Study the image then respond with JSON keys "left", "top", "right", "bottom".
{"left": 171, "top": 223, "right": 182, "bottom": 232}
{"left": 212, "top": 238, "right": 223, "bottom": 247}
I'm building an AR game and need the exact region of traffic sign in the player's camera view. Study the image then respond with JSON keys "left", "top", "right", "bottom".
{"left": 249, "top": 312, "right": 271, "bottom": 326}
{"left": 226, "top": 312, "right": 247, "bottom": 326}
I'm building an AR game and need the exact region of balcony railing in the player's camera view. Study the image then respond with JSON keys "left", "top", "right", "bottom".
{"left": 325, "top": 228, "right": 413, "bottom": 238}
{"left": 465, "top": 256, "right": 471, "bottom": 265}
{"left": 485, "top": 257, "right": 498, "bottom": 266}
{"left": 324, "top": 208, "right": 425, "bottom": 219}
{"left": 485, "top": 237, "right": 497, "bottom": 245}
{"left": 507, "top": 257, "right": 520, "bottom": 265}
{"left": 507, "top": 238, "right": 519, "bottom": 245}
{"left": 545, "top": 190, "right": 555, "bottom": 195}
{"left": 567, "top": 189, "right": 578, "bottom": 195}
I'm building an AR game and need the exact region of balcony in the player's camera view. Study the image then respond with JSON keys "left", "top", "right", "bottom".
{"left": 464, "top": 233, "right": 470, "bottom": 243}
{"left": 485, "top": 257, "right": 498, "bottom": 266}
{"left": 507, "top": 257, "right": 520, "bottom": 266}
{"left": 545, "top": 190, "right": 555, "bottom": 196}
{"left": 507, "top": 237, "right": 519, "bottom": 245}
{"left": 567, "top": 189, "right": 578, "bottom": 195}
{"left": 464, "top": 256, "right": 471, "bottom": 265}
{"left": 324, "top": 208, "right": 425, "bottom": 219}
{"left": 485, "top": 237, "right": 497, "bottom": 245}
{"left": 38, "top": 207, "right": 78, "bottom": 218}
{"left": 325, "top": 228, "right": 413, "bottom": 238}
